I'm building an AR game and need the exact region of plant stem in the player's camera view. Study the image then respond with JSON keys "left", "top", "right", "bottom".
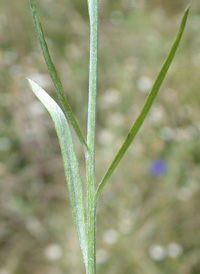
{"left": 86, "top": 0, "right": 99, "bottom": 273}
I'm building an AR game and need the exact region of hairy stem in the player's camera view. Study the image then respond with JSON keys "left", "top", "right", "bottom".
{"left": 86, "top": 0, "right": 99, "bottom": 273}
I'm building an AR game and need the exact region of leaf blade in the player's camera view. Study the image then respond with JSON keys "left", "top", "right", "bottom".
{"left": 95, "top": 6, "right": 190, "bottom": 200}
{"left": 28, "top": 79, "right": 88, "bottom": 268}
{"left": 30, "top": 0, "right": 88, "bottom": 152}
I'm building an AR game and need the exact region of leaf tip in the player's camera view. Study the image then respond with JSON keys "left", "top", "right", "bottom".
{"left": 27, "top": 77, "right": 33, "bottom": 87}
{"left": 185, "top": 4, "right": 191, "bottom": 16}
{"left": 26, "top": 78, "right": 42, "bottom": 98}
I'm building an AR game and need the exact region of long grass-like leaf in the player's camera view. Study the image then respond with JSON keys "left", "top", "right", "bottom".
{"left": 30, "top": 0, "right": 88, "bottom": 152}
{"left": 28, "top": 79, "right": 88, "bottom": 268}
{"left": 95, "top": 6, "right": 190, "bottom": 200}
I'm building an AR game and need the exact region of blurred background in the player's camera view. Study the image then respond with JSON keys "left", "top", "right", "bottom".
{"left": 0, "top": 0, "right": 200, "bottom": 273}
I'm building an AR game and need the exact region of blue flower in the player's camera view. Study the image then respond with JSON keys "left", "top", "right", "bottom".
{"left": 149, "top": 159, "right": 167, "bottom": 176}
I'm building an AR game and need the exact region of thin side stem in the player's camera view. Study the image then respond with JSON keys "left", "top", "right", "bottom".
{"left": 86, "top": 0, "right": 99, "bottom": 273}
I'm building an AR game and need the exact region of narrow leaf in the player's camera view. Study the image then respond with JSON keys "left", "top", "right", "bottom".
{"left": 30, "top": 0, "right": 88, "bottom": 152}
{"left": 28, "top": 79, "right": 88, "bottom": 267}
{"left": 95, "top": 6, "right": 190, "bottom": 200}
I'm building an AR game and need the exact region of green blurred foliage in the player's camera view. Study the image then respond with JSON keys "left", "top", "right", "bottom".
{"left": 0, "top": 0, "right": 200, "bottom": 273}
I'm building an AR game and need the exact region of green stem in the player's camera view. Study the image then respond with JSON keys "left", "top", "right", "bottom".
{"left": 86, "top": 0, "right": 99, "bottom": 273}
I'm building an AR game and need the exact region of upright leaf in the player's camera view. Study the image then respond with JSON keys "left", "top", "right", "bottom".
{"left": 30, "top": 0, "right": 88, "bottom": 152}
{"left": 95, "top": 6, "right": 190, "bottom": 200}
{"left": 28, "top": 79, "right": 88, "bottom": 268}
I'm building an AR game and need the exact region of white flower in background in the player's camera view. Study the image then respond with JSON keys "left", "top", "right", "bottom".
{"left": 148, "top": 244, "right": 166, "bottom": 261}
{"left": 96, "top": 249, "right": 109, "bottom": 264}
{"left": 118, "top": 217, "right": 132, "bottom": 234}
{"left": 159, "top": 126, "right": 176, "bottom": 141}
{"left": 137, "top": 76, "right": 153, "bottom": 93}
{"left": 149, "top": 104, "right": 164, "bottom": 123}
{"left": 25, "top": 217, "right": 46, "bottom": 238}
{"left": 103, "top": 229, "right": 119, "bottom": 244}
{"left": 100, "top": 88, "right": 121, "bottom": 107}
{"left": 166, "top": 243, "right": 183, "bottom": 258}
{"left": 44, "top": 244, "right": 63, "bottom": 261}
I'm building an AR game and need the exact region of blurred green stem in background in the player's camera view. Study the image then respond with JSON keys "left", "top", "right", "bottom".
{"left": 28, "top": 0, "right": 190, "bottom": 273}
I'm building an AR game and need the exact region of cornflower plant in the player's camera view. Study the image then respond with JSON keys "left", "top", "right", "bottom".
{"left": 28, "top": 1, "right": 190, "bottom": 273}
